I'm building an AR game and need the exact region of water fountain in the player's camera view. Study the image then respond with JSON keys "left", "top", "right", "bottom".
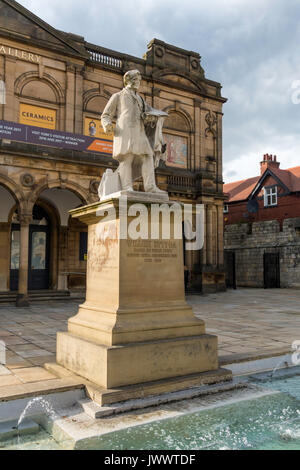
{"left": 17, "top": 396, "right": 58, "bottom": 430}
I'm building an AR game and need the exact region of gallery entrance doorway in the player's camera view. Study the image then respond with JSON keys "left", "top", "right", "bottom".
{"left": 10, "top": 205, "right": 51, "bottom": 291}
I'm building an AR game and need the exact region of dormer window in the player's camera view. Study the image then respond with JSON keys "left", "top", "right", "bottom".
{"left": 264, "top": 186, "right": 277, "bottom": 207}
{"left": 223, "top": 204, "right": 229, "bottom": 213}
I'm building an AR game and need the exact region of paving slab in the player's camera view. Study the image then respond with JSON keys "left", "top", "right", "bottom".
{"left": 0, "top": 365, "right": 11, "bottom": 376}
{"left": 0, "top": 289, "right": 298, "bottom": 400}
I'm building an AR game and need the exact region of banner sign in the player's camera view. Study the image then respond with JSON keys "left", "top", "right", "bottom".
{"left": 20, "top": 104, "right": 56, "bottom": 130}
{"left": 84, "top": 116, "right": 114, "bottom": 141}
{"left": 163, "top": 133, "right": 188, "bottom": 168}
{"left": 0, "top": 120, "right": 113, "bottom": 156}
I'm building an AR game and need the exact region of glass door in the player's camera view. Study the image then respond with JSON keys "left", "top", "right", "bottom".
{"left": 28, "top": 225, "right": 50, "bottom": 290}
{"left": 10, "top": 224, "right": 20, "bottom": 291}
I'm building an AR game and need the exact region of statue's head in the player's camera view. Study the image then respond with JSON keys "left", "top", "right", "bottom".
{"left": 124, "top": 69, "right": 142, "bottom": 91}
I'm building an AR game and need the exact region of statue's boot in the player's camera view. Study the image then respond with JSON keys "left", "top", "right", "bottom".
{"left": 146, "top": 185, "right": 167, "bottom": 194}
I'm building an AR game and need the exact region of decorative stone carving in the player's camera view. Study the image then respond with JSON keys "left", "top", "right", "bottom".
{"left": 191, "top": 59, "right": 199, "bottom": 70}
{"left": 155, "top": 46, "right": 164, "bottom": 58}
{"left": 19, "top": 213, "right": 32, "bottom": 225}
{"left": 205, "top": 111, "right": 217, "bottom": 137}
{"left": 20, "top": 173, "right": 35, "bottom": 188}
{"left": 89, "top": 179, "right": 100, "bottom": 195}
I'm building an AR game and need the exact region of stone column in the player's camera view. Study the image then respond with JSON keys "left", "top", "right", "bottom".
{"left": 4, "top": 57, "right": 16, "bottom": 122}
{"left": 217, "top": 204, "right": 224, "bottom": 267}
{"left": 194, "top": 99, "right": 201, "bottom": 170}
{"left": 74, "top": 66, "right": 83, "bottom": 134}
{"left": 16, "top": 214, "right": 31, "bottom": 307}
{"left": 206, "top": 204, "right": 213, "bottom": 265}
{"left": 65, "top": 65, "right": 75, "bottom": 133}
{"left": 216, "top": 112, "right": 223, "bottom": 193}
{"left": 0, "top": 223, "right": 10, "bottom": 291}
{"left": 57, "top": 226, "right": 69, "bottom": 291}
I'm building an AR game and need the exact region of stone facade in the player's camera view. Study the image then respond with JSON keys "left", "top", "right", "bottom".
{"left": 224, "top": 218, "right": 300, "bottom": 288}
{"left": 0, "top": 0, "right": 227, "bottom": 304}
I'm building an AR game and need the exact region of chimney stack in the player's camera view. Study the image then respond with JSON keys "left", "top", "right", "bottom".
{"left": 260, "top": 153, "right": 280, "bottom": 175}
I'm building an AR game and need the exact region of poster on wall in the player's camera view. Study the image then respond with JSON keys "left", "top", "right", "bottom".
{"left": 19, "top": 104, "right": 56, "bottom": 130}
{"left": 163, "top": 133, "right": 187, "bottom": 168}
{"left": 84, "top": 117, "right": 114, "bottom": 141}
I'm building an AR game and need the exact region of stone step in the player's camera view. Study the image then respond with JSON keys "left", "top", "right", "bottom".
{"left": 78, "top": 380, "right": 246, "bottom": 419}
{"left": 0, "top": 418, "right": 39, "bottom": 442}
{"left": 0, "top": 290, "right": 71, "bottom": 303}
{"left": 45, "top": 362, "right": 233, "bottom": 408}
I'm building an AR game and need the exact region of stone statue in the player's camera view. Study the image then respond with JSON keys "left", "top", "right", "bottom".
{"left": 99, "top": 69, "right": 168, "bottom": 199}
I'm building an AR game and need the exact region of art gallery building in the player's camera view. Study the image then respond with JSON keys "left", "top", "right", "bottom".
{"left": 0, "top": 0, "right": 227, "bottom": 305}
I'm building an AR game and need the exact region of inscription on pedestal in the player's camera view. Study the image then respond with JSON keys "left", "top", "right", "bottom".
{"left": 126, "top": 240, "right": 178, "bottom": 263}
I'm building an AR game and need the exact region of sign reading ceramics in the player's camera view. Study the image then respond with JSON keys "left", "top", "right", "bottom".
{"left": 20, "top": 104, "right": 56, "bottom": 130}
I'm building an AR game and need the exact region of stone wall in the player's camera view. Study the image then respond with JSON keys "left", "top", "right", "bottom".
{"left": 224, "top": 218, "right": 300, "bottom": 288}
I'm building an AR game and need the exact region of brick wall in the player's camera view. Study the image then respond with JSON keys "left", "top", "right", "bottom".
{"left": 224, "top": 193, "right": 300, "bottom": 227}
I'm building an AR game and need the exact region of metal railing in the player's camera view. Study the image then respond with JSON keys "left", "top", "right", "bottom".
{"left": 167, "top": 175, "right": 195, "bottom": 189}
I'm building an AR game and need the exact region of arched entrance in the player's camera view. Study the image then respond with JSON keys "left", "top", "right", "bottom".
{"left": 10, "top": 204, "right": 51, "bottom": 291}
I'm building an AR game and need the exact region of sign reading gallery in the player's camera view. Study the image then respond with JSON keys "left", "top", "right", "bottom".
{"left": 0, "top": 44, "right": 41, "bottom": 63}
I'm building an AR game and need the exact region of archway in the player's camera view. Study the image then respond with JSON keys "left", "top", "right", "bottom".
{"left": 36, "top": 188, "right": 87, "bottom": 291}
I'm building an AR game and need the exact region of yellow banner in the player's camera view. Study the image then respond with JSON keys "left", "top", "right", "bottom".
{"left": 19, "top": 104, "right": 56, "bottom": 130}
{"left": 84, "top": 117, "right": 113, "bottom": 140}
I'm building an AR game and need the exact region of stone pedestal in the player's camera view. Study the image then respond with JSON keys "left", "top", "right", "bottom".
{"left": 56, "top": 193, "right": 229, "bottom": 397}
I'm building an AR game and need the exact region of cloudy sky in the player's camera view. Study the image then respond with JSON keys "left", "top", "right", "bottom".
{"left": 17, "top": 0, "right": 300, "bottom": 182}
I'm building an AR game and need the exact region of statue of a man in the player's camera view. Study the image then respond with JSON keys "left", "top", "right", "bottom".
{"left": 100, "top": 69, "right": 168, "bottom": 195}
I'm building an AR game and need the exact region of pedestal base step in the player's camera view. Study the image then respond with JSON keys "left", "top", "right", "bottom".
{"left": 45, "top": 363, "right": 232, "bottom": 407}
{"left": 56, "top": 331, "right": 220, "bottom": 389}
{"left": 78, "top": 378, "right": 243, "bottom": 419}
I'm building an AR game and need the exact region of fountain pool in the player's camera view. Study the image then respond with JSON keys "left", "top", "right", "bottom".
{"left": 1, "top": 374, "right": 300, "bottom": 450}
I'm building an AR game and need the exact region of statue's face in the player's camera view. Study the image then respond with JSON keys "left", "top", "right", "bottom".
{"left": 128, "top": 73, "right": 141, "bottom": 91}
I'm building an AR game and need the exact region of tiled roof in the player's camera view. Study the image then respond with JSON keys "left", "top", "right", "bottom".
{"left": 224, "top": 165, "right": 300, "bottom": 202}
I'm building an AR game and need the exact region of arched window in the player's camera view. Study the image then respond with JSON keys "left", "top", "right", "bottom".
{"left": 83, "top": 95, "right": 112, "bottom": 141}
{"left": 15, "top": 74, "right": 62, "bottom": 130}
{"left": 163, "top": 111, "right": 191, "bottom": 169}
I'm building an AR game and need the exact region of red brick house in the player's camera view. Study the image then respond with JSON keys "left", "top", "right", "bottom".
{"left": 224, "top": 154, "right": 300, "bottom": 227}
{"left": 223, "top": 155, "right": 300, "bottom": 289}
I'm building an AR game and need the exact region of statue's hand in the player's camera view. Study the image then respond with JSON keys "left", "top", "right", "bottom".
{"left": 142, "top": 113, "right": 156, "bottom": 125}
{"left": 104, "top": 123, "right": 113, "bottom": 134}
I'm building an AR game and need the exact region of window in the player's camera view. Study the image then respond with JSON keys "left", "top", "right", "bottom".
{"left": 223, "top": 204, "right": 229, "bottom": 213}
{"left": 163, "top": 111, "right": 190, "bottom": 169}
{"left": 264, "top": 186, "right": 277, "bottom": 207}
